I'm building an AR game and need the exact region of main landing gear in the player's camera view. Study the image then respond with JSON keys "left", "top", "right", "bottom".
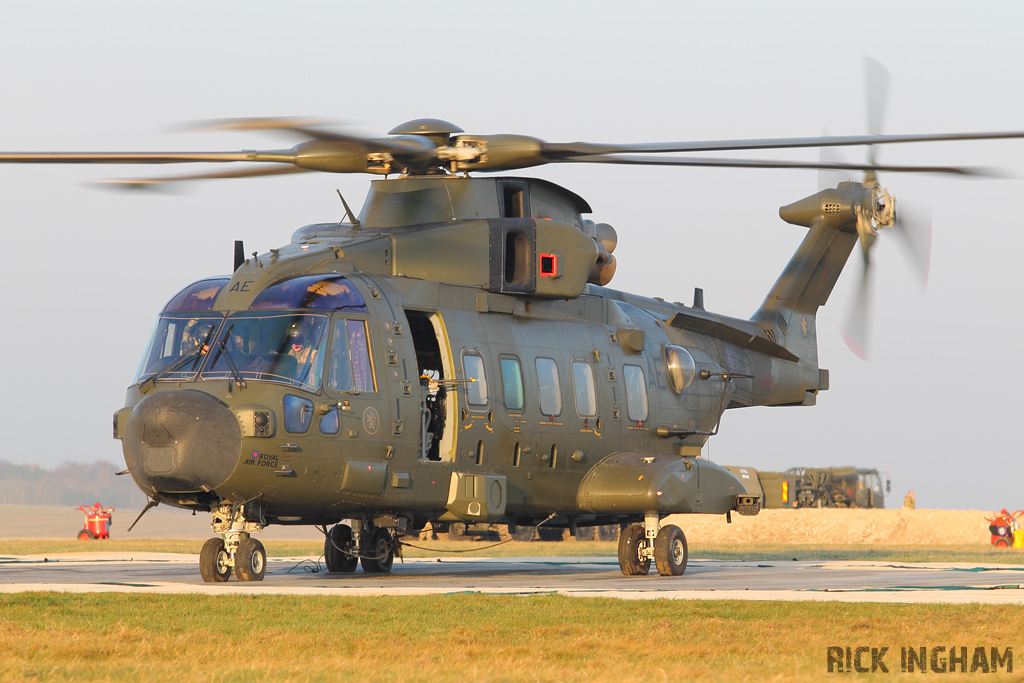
{"left": 199, "top": 503, "right": 268, "bottom": 583}
{"left": 617, "top": 513, "right": 688, "bottom": 577}
{"left": 324, "top": 520, "right": 398, "bottom": 574}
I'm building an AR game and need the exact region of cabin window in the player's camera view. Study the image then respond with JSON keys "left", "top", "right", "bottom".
{"left": 500, "top": 357, "right": 524, "bottom": 411}
{"left": 571, "top": 361, "right": 598, "bottom": 418}
{"left": 327, "top": 318, "right": 376, "bottom": 393}
{"left": 462, "top": 354, "right": 488, "bottom": 406}
{"left": 250, "top": 275, "right": 367, "bottom": 311}
{"left": 536, "top": 357, "right": 562, "bottom": 417}
{"left": 623, "top": 364, "right": 649, "bottom": 422}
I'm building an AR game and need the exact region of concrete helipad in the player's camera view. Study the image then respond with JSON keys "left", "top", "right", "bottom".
{"left": 3, "top": 553, "right": 1024, "bottom": 603}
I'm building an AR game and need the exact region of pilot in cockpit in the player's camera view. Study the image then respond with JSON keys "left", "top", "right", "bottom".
{"left": 285, "top": 322, "right": 320, "bottom": 386}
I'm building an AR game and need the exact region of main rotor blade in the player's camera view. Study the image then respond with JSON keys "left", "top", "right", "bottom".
{"left": 560, "top": 154, "right": 995, "bottom": 176}
{"left": 94, "top": 164, "right": 313, "bottom": 189}
{"left": 0, "top": 151, "right": 296, "bottom": 164}
{"left": 540, "top": 130, "right": 1024, "bottom": 158}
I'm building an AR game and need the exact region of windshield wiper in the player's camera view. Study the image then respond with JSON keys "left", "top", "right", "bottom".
{"left": 209, "top": 323, "right": 247, "bottom": 390}
{"left": 139, "top": 327, "right": 216, "bottom": 394}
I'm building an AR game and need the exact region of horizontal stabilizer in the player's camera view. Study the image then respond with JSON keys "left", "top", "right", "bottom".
{"left": 668, "top": 310, "right": 799, "bottom": 363}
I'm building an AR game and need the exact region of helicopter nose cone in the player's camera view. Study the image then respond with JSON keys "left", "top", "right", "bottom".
{"left": 122, "top": 390, "right": 241, "bottom": 494}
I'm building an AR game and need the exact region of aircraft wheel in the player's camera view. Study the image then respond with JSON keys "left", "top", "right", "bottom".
{"left": 510, "top": 525, "right": 536, "bottom": 542}
{"left": 360, "top": 528, "right": 395, "bottom": 573}
{"left": 617, "top": 523, "right": 650, "bottom": 576}
{"left": 654, "top": 525, "right": 688, "bottom": 576}
{"left": 597, "top": 524, "right": 620, "bottom": 542}
{"left": 574, "top": 526, "right": 596, "bottom": 541}
{"left": 199, "top": 538, "right": 231, "bottom": 582}
{"left": 77, "top": 529, "right": 94, "bottom": 541}
{"left": 233, "top": 538, "right": 267, "bottom": 582}
{"left": 324, "top": 524, "right": 358, "bottom": 573}
{"left": 448, "top": 522, "right": 469, "bottom": 541}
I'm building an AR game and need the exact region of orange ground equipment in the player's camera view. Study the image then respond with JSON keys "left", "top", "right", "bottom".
{"left": 77, "top": 503, "right": 114, "bottom": 540}
{"left": 986, "top": 509, "right": 1023, "bottom": 548}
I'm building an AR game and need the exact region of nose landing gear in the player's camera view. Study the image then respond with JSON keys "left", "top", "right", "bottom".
{"left": 199, "top": 503, "right": 267, "bottom": 583}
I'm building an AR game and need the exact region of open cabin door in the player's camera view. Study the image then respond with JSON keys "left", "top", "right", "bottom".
{"left": 406, "top": 310, "right": 457, "bottom": 462}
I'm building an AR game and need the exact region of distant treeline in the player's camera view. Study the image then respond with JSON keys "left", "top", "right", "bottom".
{"left": 0, "top": 460, "right": 149, "bottom": 508}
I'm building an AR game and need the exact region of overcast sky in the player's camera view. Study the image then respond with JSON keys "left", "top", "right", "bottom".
{"left": 1, "top": 2, "right": 1020, "bottom": 511}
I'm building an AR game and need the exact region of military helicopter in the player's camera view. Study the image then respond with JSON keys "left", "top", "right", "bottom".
{"left": 4, "top": 91, "right": 1023, "bottom": 580}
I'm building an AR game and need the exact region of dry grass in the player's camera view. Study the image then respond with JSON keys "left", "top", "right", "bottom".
{"left": 0, "top": 594, "right": 1021, "bottom": 682}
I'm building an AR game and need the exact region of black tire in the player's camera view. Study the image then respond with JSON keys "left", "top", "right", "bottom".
{"left": 360, "top": 528, "right": 395, "bottom": 573}
{"left": 324, "top": 524, "right": 358, "bottom": 573}
{"left": 234, "top": 538, "right": 267, "bottom": 582}
{"left": 617, "top": 523, "right": 650, "bottom": 576}
{"left": 448, "top": 522, "right": 469, "bottom": 542}
{"left": 653, "top": 525, "right": 688, "bottom": 576}
{"left": 597, "top": 524, "right": 620, "bottom": 542}
{"left": 77, "top": 529, "right": 94, "bottom": 541}
{"left": 510, "top": 525, "right": 536, "bottom": 542}
{"left": 573, "top": 525, "right": 596, "bottom": 541}
{"left": 536, "top": 526, "right": 564, "bottom": 541}
{"left": 199, "top": 537, "right": 231, "bottom": 583}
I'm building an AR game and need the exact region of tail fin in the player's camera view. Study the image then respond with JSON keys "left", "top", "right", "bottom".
{"left": 751, "top": 184, "right": 862, "bottom": 361}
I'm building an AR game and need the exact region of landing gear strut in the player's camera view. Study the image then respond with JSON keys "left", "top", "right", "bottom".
{"left": 616, "top": 513, "right": 687, "bottom": 577}
{"left": 323, "top": 520, "right": 398, "bottom": 574}
{"left": 199, "top": 502, "right": 267, "bottom": 583}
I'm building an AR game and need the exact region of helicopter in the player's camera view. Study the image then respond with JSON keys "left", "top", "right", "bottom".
{"left": 4, "top": 89, "right": 1023, "bottom": 580}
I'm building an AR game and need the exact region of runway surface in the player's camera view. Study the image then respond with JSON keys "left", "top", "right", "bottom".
{"left": 3, "top": 553, "right": 1024, "bottom": 603}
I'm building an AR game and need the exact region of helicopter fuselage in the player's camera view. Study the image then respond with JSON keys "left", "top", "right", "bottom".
{"left": 114, "top": 173, "right": 853, "bottom": 578}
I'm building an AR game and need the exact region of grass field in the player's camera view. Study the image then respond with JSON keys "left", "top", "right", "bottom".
{"left": 0, "top": 593, "right": 1021, "bottom": 682}
{"left": 4, "top": 539, "right": 1023, "bottom": 681}
{"left": 3, "top": 538, "right": 1023, "bottom": 564}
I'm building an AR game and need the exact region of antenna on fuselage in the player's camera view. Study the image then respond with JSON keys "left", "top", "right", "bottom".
{"left": 336, "top": 189, "right": 361, "bottom": 231}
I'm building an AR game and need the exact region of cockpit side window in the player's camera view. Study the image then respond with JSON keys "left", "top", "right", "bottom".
{"left": 327, "top": 318, "right": 376, "bottom": 393}
{"left": 250, "top": 275, "right": 367, "bottom": 311}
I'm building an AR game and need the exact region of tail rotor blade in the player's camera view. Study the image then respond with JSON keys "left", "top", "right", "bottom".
{"left": 893, "top": 202, "right": 933, "bottom": 287}
{"left": 864, "top": 56, "right": 891, "bottom": 138}
{"left": 841, "top": 257, "right": 873, "bottom": 360}
{"left": 817, "top": 129, "right": 852, "bottom": 191}
{"left": 864, "top": 56, "right": 891, "bottom": 174}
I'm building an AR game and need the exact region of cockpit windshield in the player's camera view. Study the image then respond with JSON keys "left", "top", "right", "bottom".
{"left": 133, "top": 315, "right": 224, "bottom": 383}
{"left": 202, "top": 312, "right": 329, "bottom": 391}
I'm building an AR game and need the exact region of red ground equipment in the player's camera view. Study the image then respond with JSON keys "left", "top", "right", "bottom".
{"left": 77, "top": 503, "right": 114, "bottom": 540}
{"left": 986, "top": 509, "right": 1023, "bottom": 548}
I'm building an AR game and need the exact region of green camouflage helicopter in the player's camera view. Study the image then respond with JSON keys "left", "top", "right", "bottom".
{"left": 4, "top": 82, "right": 1022, "bottom": 580}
